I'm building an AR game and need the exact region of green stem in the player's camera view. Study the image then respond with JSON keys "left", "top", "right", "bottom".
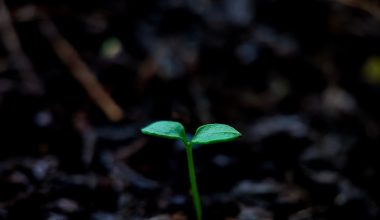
{"left": 185, "top": 142, "right": 202, "bottom": 220}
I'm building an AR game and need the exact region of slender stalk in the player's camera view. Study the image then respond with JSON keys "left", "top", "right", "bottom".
{"left": 185, "top": 142, "right": 202, "bottom": 220}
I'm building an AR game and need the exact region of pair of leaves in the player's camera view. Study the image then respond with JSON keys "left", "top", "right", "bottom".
{"left": 141, "top": 121, "right": 241, "bottom": 145}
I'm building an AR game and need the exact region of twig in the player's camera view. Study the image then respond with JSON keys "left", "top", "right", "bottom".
{"left": 113, "top": 138, "right": 147, "bottom": 161}
{"left": 38, "top": 18, "right": 124, "bottom": 122}
{"left": 332, "top": 0, "right": 380, "bottom": 20}
{"left": 0, "top": 0, "right": 43, "bottom": 95}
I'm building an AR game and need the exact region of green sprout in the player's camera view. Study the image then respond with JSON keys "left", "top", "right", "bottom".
{"left": 141, "top": 121, "right": 241, "bottom": 220}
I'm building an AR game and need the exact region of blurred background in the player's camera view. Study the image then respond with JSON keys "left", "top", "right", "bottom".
{"left": 1, "top": 0, "right": 380, "bottom": 219}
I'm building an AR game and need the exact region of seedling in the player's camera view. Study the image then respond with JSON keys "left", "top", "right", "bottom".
{"left": 141, "top": 121, "right": 241, "bottom": 220}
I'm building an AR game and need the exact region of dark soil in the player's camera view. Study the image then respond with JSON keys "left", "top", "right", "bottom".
{"left": 1, "top": 0, "right": 380, "bottom": 219}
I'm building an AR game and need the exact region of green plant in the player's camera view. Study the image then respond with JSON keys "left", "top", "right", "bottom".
{"left": 141, "top": 121, "right": 241, "bottom": 220}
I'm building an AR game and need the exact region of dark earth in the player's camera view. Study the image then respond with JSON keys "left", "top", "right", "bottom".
{"left": 1, "top": 0, "right": 380, "bottom": 219}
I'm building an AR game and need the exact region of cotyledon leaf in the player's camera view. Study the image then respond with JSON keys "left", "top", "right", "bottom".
{"left": 141, "top": 121, "right": 187, "bottom": 141}
{"left": 191, "top": 124, "right": 241, "bottom": 145}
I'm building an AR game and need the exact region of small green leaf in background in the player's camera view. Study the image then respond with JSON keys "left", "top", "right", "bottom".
{"left": 362, "top": 55, "right": 380, "bottom": 85}
{"left": 101, "top": 37, "right": 122, "bottom": 59}
{"left": 141, "top": 121, "right": 186, "bottom": 141}
{"left": 191, "top": 124, "right": 241, "bottom": 145}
